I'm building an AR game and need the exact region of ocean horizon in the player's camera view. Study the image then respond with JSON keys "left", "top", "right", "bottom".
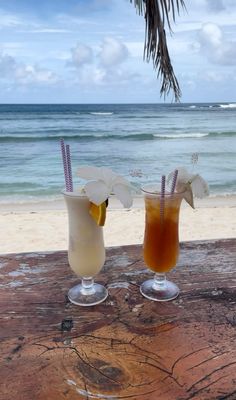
{"left": 0, "top": 102, "right": 235, "bottom": 203}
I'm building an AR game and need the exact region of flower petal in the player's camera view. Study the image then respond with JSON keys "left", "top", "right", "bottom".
{"left": 113, "top": 175, "right": 133, "bottom": 188}
{"left": 178, "top": 182, "right": 195, "bottom": 209}
{"left": 191, "top": 175, "right": 209, "bottom": 198}
{"left": 177, "top": 167, "right": 193, "bottom": 183}
{"left": 113, "top": 183, "right": 133, "bottom": 208}
{"left": 77, "top": 166, "right": 104, "bottom": 181}
{"left": 184, "top": 183, "right": 195, "bottom": 208}
{"left": 167, "top": 167, "right": 192, "bottom": 190}
{"left": 84, "top": 181, "right": 110, "bottom": 205}
{"left": 100, "top": 167, "right": 116, "bottom": 186}
{"left": 77, "top": 165, "right": 134, "bottom": 207}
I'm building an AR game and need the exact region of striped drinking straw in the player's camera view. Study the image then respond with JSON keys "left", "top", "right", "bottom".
{"left": 60, "top": 138, "right": 70, "bottom": 191}
{"left": 160, "top": 175, "right": 166, "bottom": 221}
{"left": 171, "top": 169, "right": 178, "bottom": 194}
{"left": 66, "top": 144, "right": 73, "bottom": 192}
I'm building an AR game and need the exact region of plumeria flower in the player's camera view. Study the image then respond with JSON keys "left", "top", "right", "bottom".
{"left": 168, "top": 167, "right": 209, "bottom": 208}
{"left": 77, "top": 166, "right": 133, "bottom": 208}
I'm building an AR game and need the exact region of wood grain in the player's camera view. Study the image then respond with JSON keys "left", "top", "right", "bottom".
{"left": 0, "top": 239, "right": 236, "bottom": 400}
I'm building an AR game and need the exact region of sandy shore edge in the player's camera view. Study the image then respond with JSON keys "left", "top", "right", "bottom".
{"left": 0, "top": 195, "right": 235, "bottom": 254}
{"left": 0, "top": 194, "right": 236, "bottom": 212}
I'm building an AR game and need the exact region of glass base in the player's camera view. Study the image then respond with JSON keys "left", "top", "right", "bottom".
{"left": 68, "top": 283, "right": 108, "bottom": 306}
{"left": 140, "top": 278, "right": 179, "bottom": 302}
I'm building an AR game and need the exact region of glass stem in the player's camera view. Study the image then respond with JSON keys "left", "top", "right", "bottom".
{"left": 153, "top": 273, "right": 166, "bottom": 291}
{"left": 81, "top": 277, "right": 95, "bottom": 295}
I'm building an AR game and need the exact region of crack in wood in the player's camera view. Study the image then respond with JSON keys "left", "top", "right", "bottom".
{"left": 185, "top": 374, "right": 228, "bottom": 400}
{"left": 187, "top": 361, "right": 236, "bottom": 393}
{"left": 186, "top": 351, "right": 231, "bottom": 371}
{"left": 127, "top": 357, "right": 170, "bottom": 376}
{"left": 217, "top": 389, "right": 236, "bottom": 399}
{"left": 113, "top": 350, "right": 168, "bottom": 374}
{"left": 162, "top": 374, "right": 184, "bottom": 388}
{"left": 171, "top": 345, "right": 211, "bottom": 374}
{"left": 33, "top": 341, "right": 67, "bottom": 358}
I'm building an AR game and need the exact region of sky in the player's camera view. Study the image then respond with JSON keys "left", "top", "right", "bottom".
{"left": 1, "top": 0, "right": 236, "bottom": 103}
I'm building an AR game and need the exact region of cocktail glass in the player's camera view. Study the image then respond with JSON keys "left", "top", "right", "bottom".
{"left": 63, "top": 191, "right": 108, "bottom": 306}
{"left": 140, "top": 186, "right": 185, "bottom": 301}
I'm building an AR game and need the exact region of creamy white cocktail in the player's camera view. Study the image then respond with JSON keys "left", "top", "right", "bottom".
{"left": 63, "top": 191, "right": 107, "bottom": 306}
{"left": 64, "top": 191, "right": 105, "bottom": 277}
{"left": 60, "top": 139, "right": 134, "bottom": 306}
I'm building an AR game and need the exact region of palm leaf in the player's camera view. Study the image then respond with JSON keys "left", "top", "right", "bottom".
{"left": 130, "top": 0, "right": 186, "bottom": 101}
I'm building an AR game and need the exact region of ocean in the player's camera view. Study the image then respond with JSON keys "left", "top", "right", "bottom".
{"left": 0, "top": 103, "right": 235, "bottom": 203}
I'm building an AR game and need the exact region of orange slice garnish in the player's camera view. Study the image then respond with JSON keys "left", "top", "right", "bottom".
{"left": 89, "top": 201, "right": 107, "bottom": 226}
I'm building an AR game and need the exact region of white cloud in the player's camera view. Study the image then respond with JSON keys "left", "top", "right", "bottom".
{"left": 0, "top": 52, "right": 59, "bottom": 85}
{"left": 75, "top": 65, "right": 106, "bottom": 86}
{"left": 172, "top": 0, "right": 236, "bottom": 36}
{"left": 67, "top": 37, "right": 132, "bottom": 87}
{"left": 1, "top": 0, "right": 236, "bottom": 102}
{"left": 0, "top": 53, "right": 17, "bottom": 77}
{"left": 67, "top": 43, "right": 93, "bottom": 68}
{"left": 0, "top": 11, "right": 24, "bottom": 28}
{"left": 70, "top": 43, "right": 93, "bottom": 68}
{"left": 199, "top": 23, "right": 222, "bottom": 48}
{"left": 99, "top": 37, "right": 129, "bottom": 67}
{"left": 26, "top": 28, "right": 71, "bottom": 33}
{"left": 198, "top": 23, "right": 236, "bottom": 65}
{"left": 15, "top": 64, "right": 59, "bottom": 84}
{"left": 73, "top": 63, "right": 140, "bottom": 88}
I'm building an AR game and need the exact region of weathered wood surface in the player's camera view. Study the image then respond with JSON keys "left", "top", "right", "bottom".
{"left": 0, "top": 239, "right": 236, "bottom": 400}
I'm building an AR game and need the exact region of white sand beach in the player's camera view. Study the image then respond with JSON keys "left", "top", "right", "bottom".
{"left": 0, "top": 195, "right": 235, "bottom": 254}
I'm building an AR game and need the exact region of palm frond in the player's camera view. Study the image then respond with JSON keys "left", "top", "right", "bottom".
{"left": 130, "top": 0, "right": 186, "bottom": 101}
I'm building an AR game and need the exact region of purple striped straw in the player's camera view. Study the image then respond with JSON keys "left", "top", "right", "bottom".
{"left": 160, "top": 175, "right": 166, "bottom": 221}
{"left": 66, "top": 144, "right": 73, "bottom": 192}
{"left": 60, "top": 138, "right": 70, "bottom": 191}
{"left": 171, "top": 169, "right": 178, "bottom": 194}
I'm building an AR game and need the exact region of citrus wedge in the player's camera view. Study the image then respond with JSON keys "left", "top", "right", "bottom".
{"left": 89, "top": 201, "right": 107, "bottom": 226}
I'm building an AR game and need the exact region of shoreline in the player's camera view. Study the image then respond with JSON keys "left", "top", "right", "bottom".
{"left": 0, "top": 194, "right": 235, "bottom": 254}
{"left": 0, "top": 193, "right": 236, "bottom": 212}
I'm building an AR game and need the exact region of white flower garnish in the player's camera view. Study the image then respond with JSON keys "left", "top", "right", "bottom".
{"left": 77, "top": 166, "right": 133, "bottom": 208}
{"left": 168, "top": 167, "right": 209, "bottom": 208}
{"left": 191, "top": 174, "right": 209, "bottom": 198}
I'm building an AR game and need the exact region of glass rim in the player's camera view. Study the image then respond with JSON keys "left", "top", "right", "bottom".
{"left": 141, "top": 185, "right": 186, "bottom": 197}
{"left": 62, "top": 189, "right": 87, "bottom": 198}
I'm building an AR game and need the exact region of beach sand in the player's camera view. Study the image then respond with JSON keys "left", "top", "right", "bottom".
{"left": 0, "top": 195, "right": 235, "bottom": 254}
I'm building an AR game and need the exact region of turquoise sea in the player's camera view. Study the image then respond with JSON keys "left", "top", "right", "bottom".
{"left": 0, "top": 103, "right": 236, "bottom": 202}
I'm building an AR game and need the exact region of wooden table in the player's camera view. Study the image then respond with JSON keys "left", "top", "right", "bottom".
{"left": 0, "top": 239, "right": 236, "bottom": 400}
